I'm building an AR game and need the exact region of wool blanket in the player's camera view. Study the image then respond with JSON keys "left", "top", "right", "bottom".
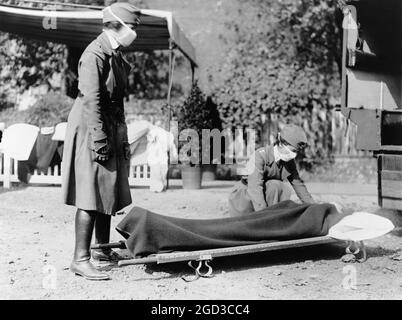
{"left": 116, "top": 200, "right": 349, "bottom": 258}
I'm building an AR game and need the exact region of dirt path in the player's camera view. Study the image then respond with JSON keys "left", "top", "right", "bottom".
{"left": 1, "top": 181, "right": 402, "bottom": 300}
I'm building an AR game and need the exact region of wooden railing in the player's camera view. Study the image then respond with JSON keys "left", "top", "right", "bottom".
{"left": 0, "top": 152, "right": 151, "bottom": 188}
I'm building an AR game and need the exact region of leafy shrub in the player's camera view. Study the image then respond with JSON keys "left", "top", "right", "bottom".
{"left": 24, "top": 92, "right": 73, "bottom": 127}
{"left": 211, "top": 0, "right": 343, "bottom": 169}
{"left": 0, "top": 0, "right": 185, "bottom": 112}
{"left": 0, "top": 92, "right": 73, "bottom": 128}
{"left": 0, "top": 107, "right": 29, "bottom": 127}
{"left": 174, "top": 82, "right": 218, "bottom": 165}
{"left": 175, "top": 82, "right": 216, "bottom": 134}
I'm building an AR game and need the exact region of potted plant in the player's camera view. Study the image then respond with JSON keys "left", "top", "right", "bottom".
{"left": 174, "top": 82, "right": 217, "bottom": 189}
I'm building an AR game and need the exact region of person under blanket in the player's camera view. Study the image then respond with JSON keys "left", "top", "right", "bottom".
{"left": 116, "top": 201, "right": 351, "bottom": 258}
{"left": 228, "top": 124, "right": 315, "bottom": 217}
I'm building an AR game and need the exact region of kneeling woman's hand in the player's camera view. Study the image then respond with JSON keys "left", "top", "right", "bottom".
{"left": 329, "top": 201, "right": 344, "bottom": 213}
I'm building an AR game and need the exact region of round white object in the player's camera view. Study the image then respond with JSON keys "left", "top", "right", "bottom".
{"left": 328, "top": 212, "right": 395, "bottom": 241}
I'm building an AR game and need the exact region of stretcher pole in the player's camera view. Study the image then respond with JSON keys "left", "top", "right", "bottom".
{"left": 166, "top": 39, "right": 175, "bottom": 190}
{"left": 117, "top": 236, "right": 339, "bottom": 267}
{"left": 166, "top": 38, "right": 176, "bottom": 189}
{"left": 119, "top": 256, "right": 158, "bottom": 266}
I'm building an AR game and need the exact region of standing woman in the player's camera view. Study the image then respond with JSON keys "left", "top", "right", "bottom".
{"left": 62, "top": 3, "right": 141, "bottom": 280}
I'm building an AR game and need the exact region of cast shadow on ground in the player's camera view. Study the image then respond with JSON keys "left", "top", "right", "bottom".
{"left": 198, "top": 184, "right": 234, "bottom": 190}
{"left": 391, "top": 228, "right": 402, "bottom": 238}
{"left": 115, "top": 242, "right": 399, "bottom": 281}
{"left": 0, "top": 183, "right": 29, "bottom": 195}
{"left": 151, "top": 184, "right": 232, "bottom": 191}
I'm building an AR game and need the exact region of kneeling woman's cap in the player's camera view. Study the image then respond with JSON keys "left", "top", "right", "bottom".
{"left": 280, "top": 124, "right": 308, "bottom": 150}
{"left": 103, "top": 2, "right": 141, "bottom": 25}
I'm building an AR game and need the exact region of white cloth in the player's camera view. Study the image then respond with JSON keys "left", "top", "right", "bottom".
{"left": 329, "top": 212, "right": 394, "bottom": 241}
{"left": 127, "top": 121, "right": 178, "bottom": 192}
{"left": 127, "top": 120, "right": 152, "bottom": 145}
{"left": 148, "top": 163, "right": 168, "bottom": 193}
{"left": 1, "top": 123, "right": 39, "bottom": 160}
{"left": 52, "top": 122, "right": 67, "bottom": 141}
{"left": 127, "top": 120, "right": 152, "bottom": 166}
{"left": 41, "top": 126, "right": 55, "bottom": 135}
{"left": 147, "top": 126, "right": 177, "bottom": 166}
{"left": 147, "top": 126, "right": 177, "bottom": 193}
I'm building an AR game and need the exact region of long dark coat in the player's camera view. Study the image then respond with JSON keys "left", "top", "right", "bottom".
{"left": 62, "top": 32, "right": 132, "bottom": 215}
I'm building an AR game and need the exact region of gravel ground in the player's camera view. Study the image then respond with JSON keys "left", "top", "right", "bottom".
{"left": 1, "top": 180, "right": 402, "bottom": 300}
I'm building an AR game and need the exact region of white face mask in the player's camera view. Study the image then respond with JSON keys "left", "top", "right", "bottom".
{"left": 105, "top": 7, "right": 137, "bottom": 48}
{"left": 278, "top": 144, "right": 297, "bottom": 162}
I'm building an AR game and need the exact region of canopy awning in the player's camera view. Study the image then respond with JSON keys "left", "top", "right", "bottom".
{"left": 0, "top": 3, "right": 197, "bottom": 67}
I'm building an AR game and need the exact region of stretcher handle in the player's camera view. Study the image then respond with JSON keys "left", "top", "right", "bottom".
{"left": 118, "top": 256, "right": 158, "bottom": 266}
{"left": 91, "top": 241, "right": 126, "bottom": 250}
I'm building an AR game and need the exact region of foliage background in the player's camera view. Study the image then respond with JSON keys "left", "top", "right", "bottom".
{"left": 0, "top": 0, "right": 185, "bottom": 107}
{"left": 0, "top": 0, "right": 353, "bottom": 171}
{"left": 210, "top": 0, "right": 344, "bottom": 169}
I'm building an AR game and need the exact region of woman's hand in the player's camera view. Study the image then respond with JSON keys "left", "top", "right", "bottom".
{"left": 329, "top": 201, "right": 344, "bottom": 213}
{"left": 93, "top": 139, "right": 112, "bottom": 163}
{"left": 123, "top": 142, "right": 131, "bottom": 160}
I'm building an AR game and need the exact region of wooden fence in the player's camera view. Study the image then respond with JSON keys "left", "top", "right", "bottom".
{"left": 0, "top": 152, "right": 151, "bottom": 188}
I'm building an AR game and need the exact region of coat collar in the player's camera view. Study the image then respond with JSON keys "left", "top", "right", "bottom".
{"left": 98, "top": 31, "right": 132, "bottom": 69}
{"left": 103, "top": 29, "right": 120, "bottom": 51}
{"left": 265, "top": 145, "right": 292, "bottom": 179}
{"left": 97, "top": 31, "right": 115, "bottom": 57}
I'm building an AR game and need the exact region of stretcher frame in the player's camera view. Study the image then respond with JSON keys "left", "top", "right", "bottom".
{"left": 91, "top": 236, "right": 367, "bottom": 280}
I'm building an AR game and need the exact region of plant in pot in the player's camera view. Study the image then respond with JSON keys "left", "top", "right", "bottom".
{"left": 174, "top": 81, "right": 216, "bottom": 189}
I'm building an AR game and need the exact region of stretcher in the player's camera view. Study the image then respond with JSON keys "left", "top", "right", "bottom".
{"left": 91, "top": 209, "right": 395, "bottom": 280}
{"left": 91, "top": 236, "right": 368, "bottom": 281}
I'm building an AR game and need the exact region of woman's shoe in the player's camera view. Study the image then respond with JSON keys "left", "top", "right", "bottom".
{"left": 92, "top": 249, "right": 121, "bottom": 263}
{"left": 70, "top": 259, "right": 111, "bottom": 280}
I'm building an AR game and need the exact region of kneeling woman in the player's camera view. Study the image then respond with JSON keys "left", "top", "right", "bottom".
{"left": 228, "top": 124, "right": 315, "bottom": 216}
{"left": 62, "top": 3, "right": 141, "bottom": 280}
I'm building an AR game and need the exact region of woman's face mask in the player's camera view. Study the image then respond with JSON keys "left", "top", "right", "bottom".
{"left": 106, "top": 7, "right": 138, "bottom": 48}
{"left": 278, "top": 143, "right": 297, "bottom": 162}
{"left": 114, "top": 25, "right": 137, "bottom": 47}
